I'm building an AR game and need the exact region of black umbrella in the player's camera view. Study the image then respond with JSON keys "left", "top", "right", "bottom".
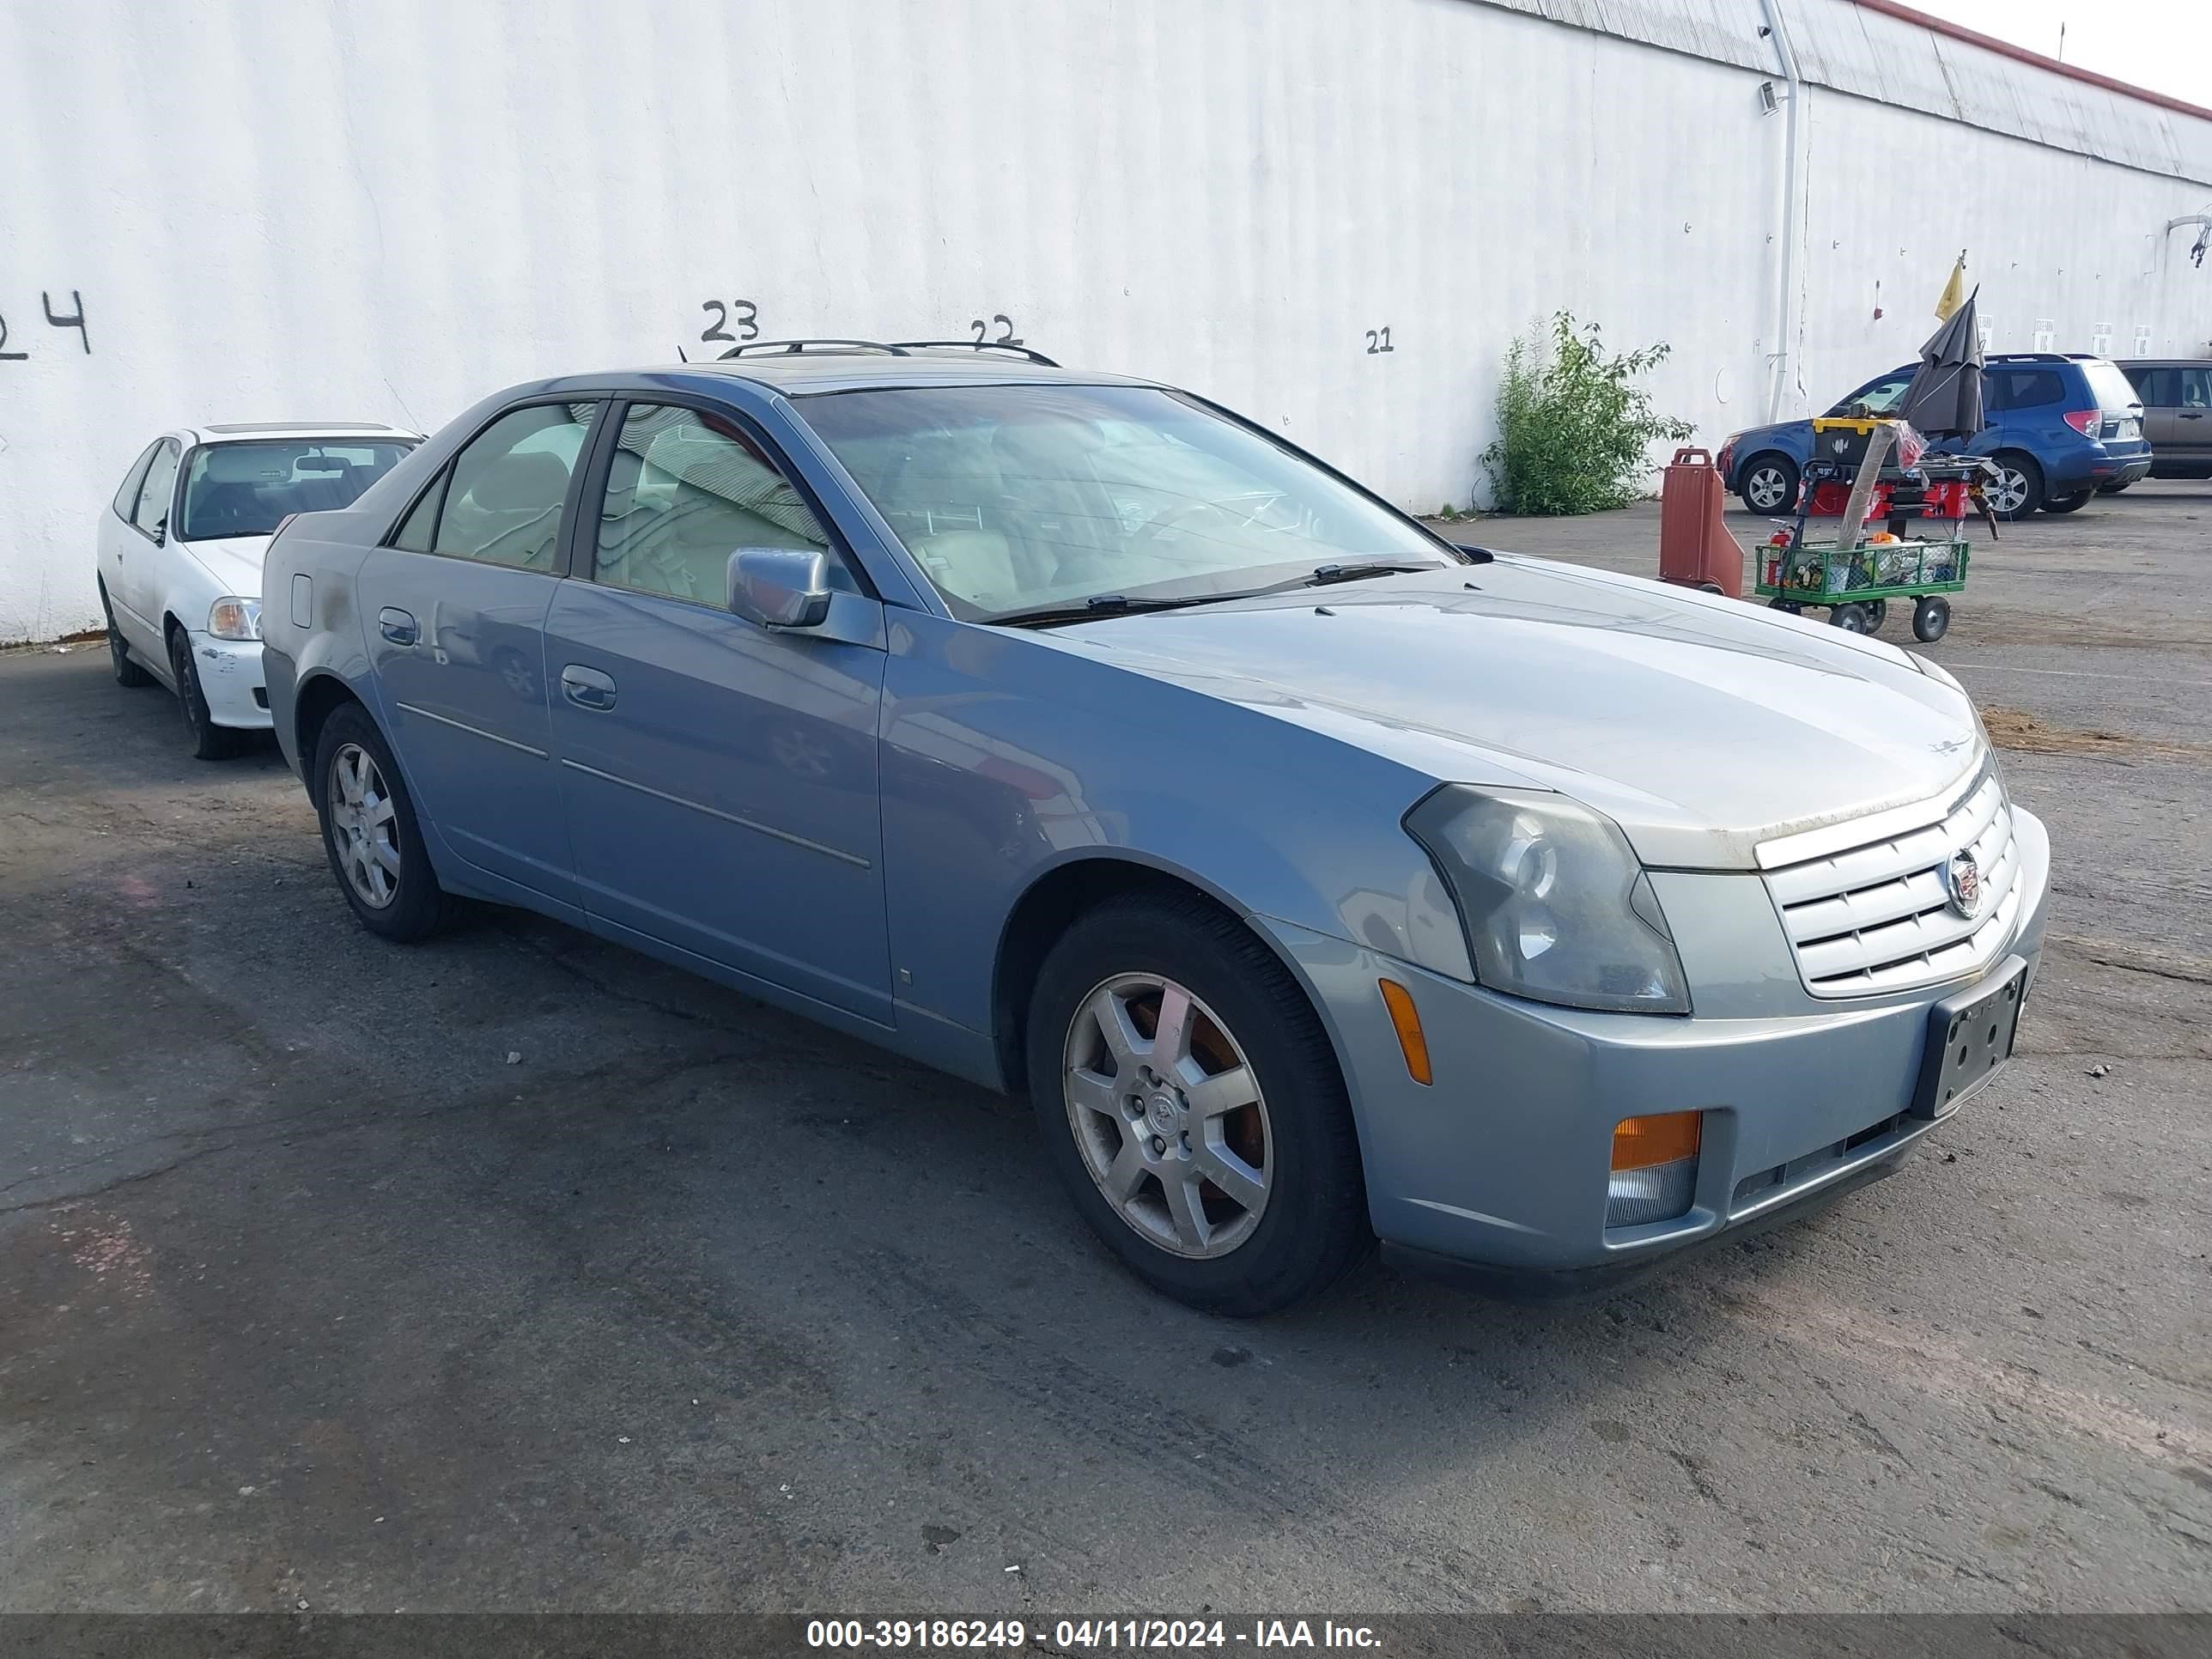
{"left": 1899, "top": 288, "right": 1984, "bottom": 443}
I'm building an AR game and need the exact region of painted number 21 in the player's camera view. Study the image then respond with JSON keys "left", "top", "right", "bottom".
{"left": 1364, "top": 326, "right": 1395, "bottom": 355}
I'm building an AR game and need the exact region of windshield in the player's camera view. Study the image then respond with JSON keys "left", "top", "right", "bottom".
{"left": 797, "top": 384, "right": 1452, "bottom": 619}
{"left": 181, "top": 440, "right": 415, "bottom": 541}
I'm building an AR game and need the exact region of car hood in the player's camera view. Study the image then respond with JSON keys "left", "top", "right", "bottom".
{"left": 177, "top": 536, "right": 272, "bottom": 599}
{"left": 1041, "top": 557, "right": 1984, "bottom": 870}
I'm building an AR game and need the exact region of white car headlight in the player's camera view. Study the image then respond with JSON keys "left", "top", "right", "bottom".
{"left": 208, "top": 597, "right": 261, "bottom": 641}
{"left": 1406, "top": 786, "right": 1690, "bottom": 1014}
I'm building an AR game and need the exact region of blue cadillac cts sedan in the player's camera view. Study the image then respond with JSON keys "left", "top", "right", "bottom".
{"left": 260, "top": 343, "right": 2051, "bottom": 1314}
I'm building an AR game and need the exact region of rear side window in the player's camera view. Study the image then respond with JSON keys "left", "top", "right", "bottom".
{"left": 112, "top": 442, "right": 161, "bottom": 520}
{"left": 1985, "top": 369, "right": 2063, "bottom": 413}
{"left": 391, "top": 474, "right": 447, "bottom": 551}
{"left": 419, "top": 402, "right": 599, "bottom": 570}
{"left": 2081, "top": 362, "right": 2142, "bottom": 413}
{"left": 2179, "top": 368, "right": 2212, "bottom": 409}
{"left": 133, "top": 441, "right": 182, "bottom": 537}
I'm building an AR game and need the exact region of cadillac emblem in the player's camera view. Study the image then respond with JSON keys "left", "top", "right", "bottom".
{"left": 1944, "top": 852, "right": 1984, "bottom": 919}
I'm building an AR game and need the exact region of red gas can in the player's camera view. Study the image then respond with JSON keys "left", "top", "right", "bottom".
{"left": 1659, "top": 447, "right": 1744, "bottom": 597}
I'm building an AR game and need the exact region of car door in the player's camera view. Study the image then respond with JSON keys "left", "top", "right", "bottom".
{"left": 355, "top": 399, "right": 603, "bottom": 909}
{"left": 2169, "top": 366, "right": 2212, "bottom": 465}
{"left": 99, "top": 440, "right": 161, "bottom": 635}
{"left": 114, "top": 438, "right": 181, "bottom": 640}
{"left": 542, "top": 397, "right": 893, "bottom": 1023}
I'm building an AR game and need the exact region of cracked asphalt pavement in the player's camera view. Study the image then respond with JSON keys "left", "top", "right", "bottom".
{"left": 3, "top": 485, "right": 2208, "bottom": 1613}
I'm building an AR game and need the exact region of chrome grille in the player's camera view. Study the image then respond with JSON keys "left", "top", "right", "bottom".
{"left": 1765, "top": 769, "right": 2021, "bottom": 997}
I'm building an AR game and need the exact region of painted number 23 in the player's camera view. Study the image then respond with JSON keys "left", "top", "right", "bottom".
{"left": 701, "top": 300, "right": 762, "bottom": 344}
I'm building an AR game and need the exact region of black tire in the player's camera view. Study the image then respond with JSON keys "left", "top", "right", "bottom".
{"left": 1026, "top": 892, "right": 1370, "bottom": 1316}
{"left": 1912, "top": 596, "right": 1952, "bottom": 642}
{"left": 1865, "top": 599, "right": 1888, "bottom": 632}
{"left": 1988, "top": 453, "right": 2044, "bottom": 521}
{"left": 1767, "top": 598, "right": 1804, "bottom": 615}
{"left": 2097, "top": 479, "right": 2135, "bottom": 495}
{"left": 2040, "top": 490, "right": 2091, "bottom": 514}
{"left": 310, "top": 700, "right": 453, "bottom": 943}
{"left": 1737, "top": 453, "right": 1800, "bottom": 515}
{"left": 1830, "top": 602, "right": 1873, "bottom": 634}
{"left": 168, "top": 629, "right": 250, "bottom": 760}
{"left": 101, "top": 583, "right": 153, "bottom": 688}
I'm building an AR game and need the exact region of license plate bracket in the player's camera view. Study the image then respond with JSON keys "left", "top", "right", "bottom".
{"left": 1912, "top": 956, "right": 2028, "bottom": 1119}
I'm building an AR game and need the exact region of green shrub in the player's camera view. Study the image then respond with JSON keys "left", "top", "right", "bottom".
{"left": 1480, "top": 312, "right": 1693, "bottom": 516}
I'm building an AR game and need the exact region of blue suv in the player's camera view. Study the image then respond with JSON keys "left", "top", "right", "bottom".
{"left": 1717, "top": 353, "right": 2151, "bottom": 520}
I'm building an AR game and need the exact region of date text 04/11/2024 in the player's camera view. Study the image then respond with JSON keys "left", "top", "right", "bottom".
{"left": 802, "top": 1619, "right": 1382, "bottom": 1650}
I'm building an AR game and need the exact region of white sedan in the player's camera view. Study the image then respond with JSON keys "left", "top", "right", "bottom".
{"left": 96, "top": 422, "right": 419, "bottom": 757}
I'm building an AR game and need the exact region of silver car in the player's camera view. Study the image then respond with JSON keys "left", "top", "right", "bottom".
{"left": 259, "top": 343, "right": 2051, "bottom": 1314}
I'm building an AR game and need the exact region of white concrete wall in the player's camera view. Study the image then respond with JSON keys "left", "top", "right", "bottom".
{"left": 4, "top": 0, "right": 2210, "bottom": 641}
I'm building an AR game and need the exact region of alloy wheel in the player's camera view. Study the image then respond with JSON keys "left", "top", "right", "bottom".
{"left": 328, "top": 743, "right": 403, "bottom": 908}
{"left": 1062, "top": 974, "right": 1273, "bottom": 1259}
{"left": 1990, "top": 467, "right": 2030, "bottom": 515}
{"left": 1745, "top": 465, "right": 1790, "bottom": 511}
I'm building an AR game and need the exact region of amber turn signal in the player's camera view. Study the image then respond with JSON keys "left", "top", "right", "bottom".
{"left": 1612, "top": 1110, "right": 1703, "bottom": 1171}
{"left": 1377, "top": 978, "right": 1432, "bottom": 1085}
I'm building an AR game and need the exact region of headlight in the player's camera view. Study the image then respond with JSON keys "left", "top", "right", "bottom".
{"left": 208, "top": 597, "right": 261, "bottom": 641}
{"left": 1405, "top": 786, "right": 1690, "bottom": 1014}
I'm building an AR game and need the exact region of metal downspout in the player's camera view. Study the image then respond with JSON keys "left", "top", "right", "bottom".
{"left": 1760, "top": 0, "right": 1807, "bottom": 422}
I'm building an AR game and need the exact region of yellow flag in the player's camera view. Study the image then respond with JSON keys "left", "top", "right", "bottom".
{"left": 1936, "top": 252, "right": 1967, "bottom": 321}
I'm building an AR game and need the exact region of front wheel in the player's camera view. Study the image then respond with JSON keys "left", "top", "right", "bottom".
{"left": 2041, "top": 490, "right": 2091, "bottom": 514}
{"left": 1027, "top": 893, "right": 1369, "bottom": 1315}
{"left": 312, "top": 702, "right": 453, "bottom": 942}
{"left": 1912, "top": 596, "right": 1953, "bottom": 642}
{"left": 1738, "top": 454, "right": 1800, "bottom": 515}
{"left": 169, "top": 630, "right": 249, "bottom": 760}
{"left": 1830, "top": 602, "right": 1874, "bottom": 634}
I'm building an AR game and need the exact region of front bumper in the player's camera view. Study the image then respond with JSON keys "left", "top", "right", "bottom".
{"left": 1258, "top": 806, "right": 2051, "bottom": 1281}
{"left": 187, "top": 631, "right": 272, "bottom": 729}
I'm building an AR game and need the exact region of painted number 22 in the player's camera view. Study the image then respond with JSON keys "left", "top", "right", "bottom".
{"left": 971, "top": 313, "right": 1021, "bottom": 345}
{"left": 1364, "top": 326, "right": 1395, "bottom": 355}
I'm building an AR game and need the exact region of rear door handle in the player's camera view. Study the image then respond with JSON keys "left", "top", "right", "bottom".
{"left": 561, "top": 664, "right": 617, "bottom": 711}
{"left": 378, "top": 607, "right": 419, "bottom": 646}
{"left": 2181, "top": 410, "right": 2205, "bottom": 420}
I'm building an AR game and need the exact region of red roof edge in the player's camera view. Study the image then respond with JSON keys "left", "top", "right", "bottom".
{"left": 1848, "top": 0, "right": 2212, "bottom": 125}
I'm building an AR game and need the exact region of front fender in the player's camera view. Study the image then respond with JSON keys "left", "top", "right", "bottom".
{"left": 878, "top": 611, "right": 1468, "bottom": 1039}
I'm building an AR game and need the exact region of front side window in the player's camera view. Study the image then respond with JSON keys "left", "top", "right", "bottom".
{"left": 1835, "top": 374, "right": 1912, "bottom": 416}
{"left": 180, "top": 441, "right": 416, "bottom": 541}
{"left": 431, "top": 402, "right": 599, "bottom": 569}
{"left": 112, "top": 441, "right": 162, "bottom": 520}
{"left": 133, "top": 441, "right": 181, "bottom": 538}
{"left": 798, "top": 383, "right": 1450, "bottom": 620}
{"left": 592, "top": 402, "right": 844, "bottom": 607}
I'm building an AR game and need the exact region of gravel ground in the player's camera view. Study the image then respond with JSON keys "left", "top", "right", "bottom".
{"left": 2, "top": 484, "right": 2206, "bottom": 1614}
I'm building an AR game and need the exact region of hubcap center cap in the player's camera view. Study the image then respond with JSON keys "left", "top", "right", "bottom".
{"left": 1146, "top": 1093, "right": 1182, "bottom": 1135}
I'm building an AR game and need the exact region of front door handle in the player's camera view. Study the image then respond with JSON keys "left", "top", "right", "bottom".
{"left": 2181, "top": 410, "right": 2205, "bottom": 420}
{"left": 378, "top": 607, "right": 419, "bottom": 647}
{"left": 561, "top": 664, "right": 617, "bottom": 711}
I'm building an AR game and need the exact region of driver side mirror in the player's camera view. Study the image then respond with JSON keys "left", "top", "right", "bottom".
{"left": 726, "top": 547, "right": 832, "bottom": 629}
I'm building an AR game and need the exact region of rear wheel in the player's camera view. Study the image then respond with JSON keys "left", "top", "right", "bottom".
{"left": 1864, "top": 599, "right": 1888, "bottom": 631}
{"left": 1767, "top": 598, "right": 1804, "bottom": 615}
{"left": 1738, "top": 453, "right": 1800, "bottom": 514}
{"left": 1912, "top": 596, "right": 1952, "bottom": 642}
{"left": 169, "top": 629, "right": 249, "bottom": 760}
{"left": 1986, "top": 453, "right": 2044, "bottom": 520}
{"left": 2041, "top": 489, "right": 2092, "bottom": 514}
{"left": 1027, "top": 893, "right": 1369, "bottom": 1315}
{"left": 101, "top": 583, "right": 152, "bottom": 687}
{"left": 1830, "top": 602, "right": 1874, "bottom": 634}
{"left": 312, "top": 702, "right": 453, "bottom": 942}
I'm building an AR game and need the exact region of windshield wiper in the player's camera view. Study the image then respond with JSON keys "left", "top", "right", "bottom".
{"left": 992, "top": 562, "right": 1449, "bottom": 629}
{"left": 993, "top": 593, "right": 1227, "bottom": 629}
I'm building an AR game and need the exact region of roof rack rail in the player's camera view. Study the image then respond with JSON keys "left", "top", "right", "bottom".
{"left": 889, "top": 339, "right": 1062, "bottom": 367}
{"left": 718, "top": 338, "right": 913, "bottom": 360}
